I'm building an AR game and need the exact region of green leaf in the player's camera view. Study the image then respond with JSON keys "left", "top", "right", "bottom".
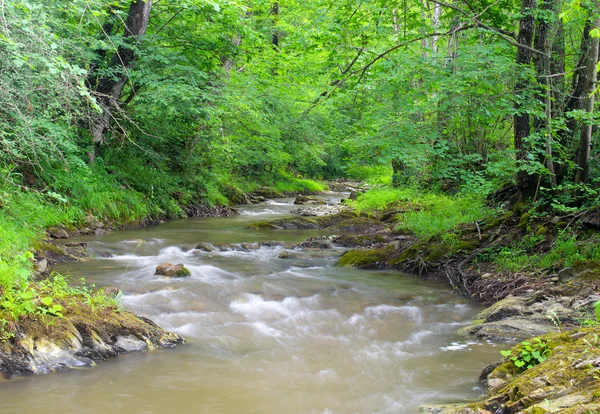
{"left": 41, "top": 297, "right": 53, "bottom": 306}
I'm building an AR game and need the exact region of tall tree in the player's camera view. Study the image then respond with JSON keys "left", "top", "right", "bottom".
{"left": 90, "top": 0, "right": 153, "bottom": 161}
{"left": 514, "top": 0, "right": 537, "bottom": 199}
{"left": 575, "top": 14, "right": 600, "bottom": 183}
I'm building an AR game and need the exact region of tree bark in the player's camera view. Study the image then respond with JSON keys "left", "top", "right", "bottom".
{"left": 431, "top": 3, "right": 442, "bottom": 53}
{"left": 575, "top": 15, "right": 600, "bottom": 184}
{"left": 533, "top": 0, "right": 561, "bottom": 187}
{"left": 90, "top": 0, "right": 153, "bottom": 161}
{"left": 514, "top": 0, "right": 537, "bottom": 200}
{"left": 271, "top": 2, "right": 279, "bottom": 49}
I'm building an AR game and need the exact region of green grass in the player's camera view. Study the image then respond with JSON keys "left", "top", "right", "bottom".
{"left": 493, "top": 232, "right": 600, "bottom": 272}
{"left": 272, "top": 178, "right": 328, "bottom": 193}
{"left": 348, "top": 187, "right": 490, "bottom": 239}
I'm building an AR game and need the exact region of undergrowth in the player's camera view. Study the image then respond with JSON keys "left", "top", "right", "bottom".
{"left": 347, "top": 187, "right": 490, "bottom": 239}
{"left": 491, "top": 231, "right": 600, "bottom": 272}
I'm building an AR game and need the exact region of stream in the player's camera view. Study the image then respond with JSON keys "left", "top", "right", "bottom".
{"left": 0, "top": 195, "right": 503, "bottom": 413}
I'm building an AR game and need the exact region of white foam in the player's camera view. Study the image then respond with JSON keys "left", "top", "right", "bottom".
{"left": 230, "top": 293, "right": 322, "bottom": 321}
{"left": 239, "top": 209, "right": 279, "bottom": 216}
{"left": 364, "top": 305, "right": 423, "bottom": 323}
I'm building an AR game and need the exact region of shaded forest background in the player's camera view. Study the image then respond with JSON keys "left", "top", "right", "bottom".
{"left": 0, "top": 0, "right": 599, "bottom": 226}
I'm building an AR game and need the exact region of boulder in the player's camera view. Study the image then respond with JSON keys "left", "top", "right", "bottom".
{"left": 259, "top": 241, "right": 285, "bottom": 247}
{"left": 292, "top": 240, "right": 333, "bottom": 249}
{"left": 478, "top": 295, "right": 529, "bottom": 323}
{"left": 195, "top": 242, "right": 215, "bottom": 252}
{"left": 48, "top": 227, "right": 69, "bottom": 239}
{"left": 292, "top": 204, "right": 348, "bottom": 217}
{"left": 293, "top": 195, "right": 327, "bottom": 205}
{"left": 461, "top": 316, "right": 557, "bottom": 341}
{"left": 278, "top": 251, "right": 304, "bottom": 260}
{"left": 155, "top": 263, "right": 191, "bottom": 278}
{"left": 85, "top": 212, "right": 104, "bottom": 229}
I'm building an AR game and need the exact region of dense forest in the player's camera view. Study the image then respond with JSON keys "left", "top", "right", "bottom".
{"left": 1, "top": 0, "right": 600, "bottom": 410}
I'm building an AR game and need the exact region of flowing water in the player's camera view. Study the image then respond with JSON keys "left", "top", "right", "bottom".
{"left": 0, "top": 195, "right": 503, "bottom": 413}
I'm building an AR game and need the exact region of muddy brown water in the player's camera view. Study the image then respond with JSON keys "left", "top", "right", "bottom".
{"left": 0, "top": 195, "right": 504, "bottom": 413}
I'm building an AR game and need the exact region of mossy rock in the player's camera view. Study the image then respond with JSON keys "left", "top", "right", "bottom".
{"left": 338, "top": 247, "right": 393, "bottom": 269}
{"left": 333, "top": 234, "right": 386, "bottom": 247}
{"left": 155, "top": 263, "right": 191, "bottom": 277}
{"left": 388, "top": 244, "right": 421, "bottom": 267}
{"left": 249, "top": 211, "right": 356, "bottom": 230}
{"left": 0, "top": 301, "right": 184, "bottom": 376}
{"left": 476, "top": 328, "right": 600, "bottom": 413}
{"left": 248, "top": 221, "right": 281, "bottom": 230}
{"left": 424, "top": 244, "right": 449, "bottom": 263}
{"left": 33, "top": 241, "right": 67, "bottom": 256}
{"left": 570, "top": 260, "right": 600, "bottom": 281}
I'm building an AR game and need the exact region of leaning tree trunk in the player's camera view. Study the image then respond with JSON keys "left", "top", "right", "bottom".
{"left": 575, "top": 15, "right": 600, "bottom": 184}
{"left": 90, "top": 0, "right": 153, "bottom": 162}
{"left": 514, "top": 0, "right": 537, "bottom": 200}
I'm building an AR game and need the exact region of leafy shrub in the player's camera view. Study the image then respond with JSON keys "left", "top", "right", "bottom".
{"left": 501, "top": 338, "right": 551, "bottom": 371}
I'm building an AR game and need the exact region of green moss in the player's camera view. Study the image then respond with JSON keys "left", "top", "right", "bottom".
{"left": 334, "top": 234, "right": 386, "bottom": 247}
{"left": 389, "top": 244, "right": 421, "bottom": 266}
{"left": 424, "top": 245, "right": 449, "bottom": 263}
{"left": 535, "top": 226, "right": 547, "bottom": 236}
{"left": 528, "top": 407, "right": 549, "bottom": 414}
{"left": 571, "top": 260, "right": 600, "bottom": 280}
{"left": 175, "top": 267, "right": 191, "bottom": 277}
{"left": 338, "top": 248, "right": 392, "bottom": 269}
{"left": 450, "top": 240, "right": 479, "bottom": 254}
{"left": 518, "top": 213, "right": 531, "bottom": 230}
{"left": 554, "top": 221, "right": 568, "bottom": 229}
{"left": 513, "top": 202, "right": 526, "bottom": 217}
{"left": 248, "top": 221, "right": 280, "bottom": 230}
{"left": 33, "top": 241, "right": 66, "bottom": 256}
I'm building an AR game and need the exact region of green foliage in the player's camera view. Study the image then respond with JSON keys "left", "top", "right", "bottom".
{"left": 500, "top": 338, "right": 552, "bottom": 371}
{"left": 271, "top": 178, "right": 328, "bottom": 193}
{"left": 348, "top": 187, "right": 490, "bottom": 239}
{"left": 582, "top": 301, "right": 600, "bottom": 327}
{"left": 493, "top": 230, "right": 600, "bottom": 272}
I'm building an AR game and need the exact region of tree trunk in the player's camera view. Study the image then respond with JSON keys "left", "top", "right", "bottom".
{"left": 533, "top": 0, "right": 560, "bottom": 187}
{"left": 271, "top": 2, "right": 279, "bottom": 49}
{"left": 391, "top": 158, "right": 407, "bottom": 187}
{"left": 514, "top": 0, "right": 537, "bottom": 200}
{"left": 575, "top": 15, "right": 600, "bottom": 184}
{"left": 431, "top": 3, "right": 442, "bottom": 53}
{"left": 90, "top": 0, "right": 153, "bottom": 161}
{"left": 561, "top": 18, "right": 591, "bottom": 146}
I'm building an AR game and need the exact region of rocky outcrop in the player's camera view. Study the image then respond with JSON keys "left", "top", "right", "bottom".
{"left": 185, "top": 205, "right": 239, "bottom": 218}
{"left": 195, "top": 242, "right": 216, "bottom": 252}
{"left": 423, "top": 327, "right": 600, "bottom": 413}
{"left": 292, "top": 204, "right": 349, "bottom": 217}
{"left": 460, "top": 292, "right": 596, "bottom": 341}
{"left": 293, "top": 195, "right": 327, "bottom": 205}
{"left": 0, "top": 309, "right": 184, "bottom": 377}
{"left": 248, "top": 212, "right": 389, "bottom": 236}
{"left": 155, "top": 263, "right": 191, "bottom": 277}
